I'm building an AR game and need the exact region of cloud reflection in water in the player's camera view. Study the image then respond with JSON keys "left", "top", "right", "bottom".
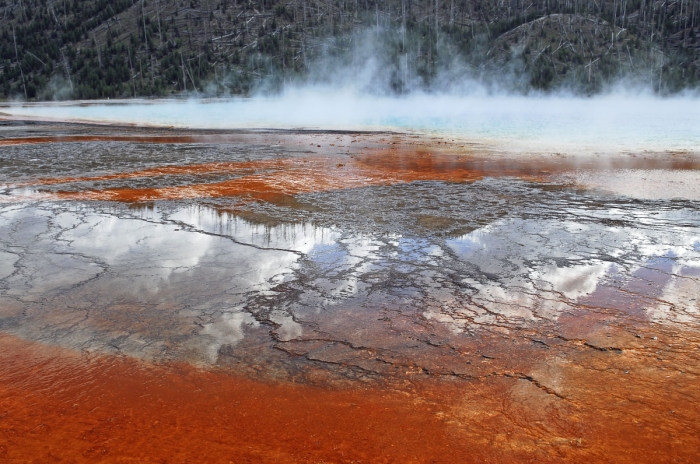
{"left": 1, "top": 200, "right": 699, "bottom": 369}
{"left": 446, "top": 213, "right": 700, "bottom": 329}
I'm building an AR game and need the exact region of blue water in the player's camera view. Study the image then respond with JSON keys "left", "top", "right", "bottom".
{"left": 3, "top": 92, "right": 700, "bottom": 152}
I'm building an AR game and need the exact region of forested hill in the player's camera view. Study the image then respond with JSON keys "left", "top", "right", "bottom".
{"left": 1, "top": 0, "right": 699, "bottom": 100}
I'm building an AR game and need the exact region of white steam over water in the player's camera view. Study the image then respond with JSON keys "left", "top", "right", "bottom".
{"left": 3, "top": 92, "right": 700, "bottom": 153}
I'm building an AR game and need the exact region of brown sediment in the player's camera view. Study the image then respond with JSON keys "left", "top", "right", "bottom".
{"left": 25, "top": 152, "right": 489, "bottom": 202}
{"left": 2, "top": 317, "right": 700, "bottom": 463}
{"left": 353, "top": 146, "right": 700, "bottom": 177}
{"left": 3, "top": 127, "right": 700, "bottom": 462}
{"left": 0, "top": 333, "right": 481, "bottom": 463}
{"left": 17, "top": 159, "right": 280, "bottom": 187}
{"left": 48, "top": 156, "right": 496, "bottom": 203}
{"left": 12, "top": 135, "right": 700, "bottom": 205}
{"left": 12, "top": 151, "right": 526, "bottom": 203}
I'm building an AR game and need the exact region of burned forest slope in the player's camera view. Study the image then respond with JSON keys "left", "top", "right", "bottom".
{"left": 1, "top": 0, "right": 699, "bottom": 100}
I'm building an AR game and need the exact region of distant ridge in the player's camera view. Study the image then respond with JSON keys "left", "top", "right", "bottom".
{"left": 1, "top": 0, "right": 698, "bottom": 100}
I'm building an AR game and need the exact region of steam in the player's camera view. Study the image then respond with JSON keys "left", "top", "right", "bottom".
{"left": 201, "top": 23, "right": 694, "bottom": 99}
{"left": 4, "top": 92, "right": 700, "bottom": 155}
{"left": 38, "top": 75, "right": 74, "bottom": 101}
{"left": 5, "top": 23, "right": 700, "bottom": 156}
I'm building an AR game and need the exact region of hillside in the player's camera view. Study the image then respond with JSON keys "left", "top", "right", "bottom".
{"left": 1, "top": 0, "right": 699, "bottom": 100}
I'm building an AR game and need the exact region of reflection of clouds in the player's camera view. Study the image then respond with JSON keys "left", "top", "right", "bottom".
{"left": 331, "top": 235, "right": 384, "bottom": 298}
{"left": 461, "top": 276, "right": 537, "bottom": 320}
{"left": 633, "top": 233, "right": 700, "bottom": 268}
{"left": 0, "top": 203, "right": 319, "bottom": 364}
{"left": 445, "top": 214, "right": 700, "bottom": 328}
{"left": 0, "top": 207, "right": 20, "bottom": 280}
{"left": 3, "top": 199, "right": 699, "bottom": 368}
{"left": 445, "top": 222, "right": 609, "bottom": 325}
{"left": 201, "top": 311, "right": 259, "bottom": 363}
{"left": 532, "top": 263, "right": 611, "bottom": 300}
{"left": 62, "top": 213, "right": 215, "bottom": 280}
{"left": 169, "top": 205, "right": 350, "bottom": 302}
{"left": 298, "top": 234, "right": 386, "bottom": 302}
{"left": 444, "top": 227, "right": 490, "bottom": 255}
{"left": 646, "top": 264, "right": 700, "bottom": 325}
{"left": 0, "top": 205, "right": 51, "bottom": 245}
{"left": 0, "top": 205, "right": 26, "bottom": 225}
{"left": 0, "top": 251, "right": 19, "bottom": 281}
{"left": 310, "top": 234, "right": 444, "bottom": 303}
{"left": 0, "top": 207, "right": 106, "bottom": 298}
{"left": 270, "top": 311, "right": 303, "bottom": 341}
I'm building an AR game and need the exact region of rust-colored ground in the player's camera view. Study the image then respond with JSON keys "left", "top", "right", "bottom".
{"left": 1, "top": 322, "right": 699, "bottom": 463}
{"left": 0, "top": 334, "right": 486, "bottom": 463}
{"left": 3, "top": 130, "right": 700, "bottom": 462}
{"left": 11, "top": 135, "right": 700, "bottom": 204}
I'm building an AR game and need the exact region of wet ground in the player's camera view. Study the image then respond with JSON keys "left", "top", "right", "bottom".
{"left": 1, "top": 118, "right": 700, "bottom": 462}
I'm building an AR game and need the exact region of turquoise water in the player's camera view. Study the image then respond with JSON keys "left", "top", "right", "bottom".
{"left": 3, "top": 93, "right": 700, "bottom": 152}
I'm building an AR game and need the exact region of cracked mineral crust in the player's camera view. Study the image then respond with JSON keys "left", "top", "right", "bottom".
{"left": 0, "top": 119, "right": 699, "bottom": 462}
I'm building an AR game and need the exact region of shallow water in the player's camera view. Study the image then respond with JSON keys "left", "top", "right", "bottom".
{"left": 4, "top": 94, "right": 700, "bottom": 152}
{"left": 0, "top": 117, "right": 699, "bottom": 461}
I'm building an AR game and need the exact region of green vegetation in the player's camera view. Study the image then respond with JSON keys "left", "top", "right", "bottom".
{"left": 1, "top": 0, "right": 699, "bottom": 99}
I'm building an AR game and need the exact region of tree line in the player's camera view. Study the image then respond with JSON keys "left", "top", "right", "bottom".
{"left": 0, "top": 0, "right": 698, "bottom": 99}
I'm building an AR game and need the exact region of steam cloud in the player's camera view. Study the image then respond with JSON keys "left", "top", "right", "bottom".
{"left": 4, "top": 22, "right": 699, "bottom": 156}
{"left": 4, "top": 91, "right": 699, "bottom": 155}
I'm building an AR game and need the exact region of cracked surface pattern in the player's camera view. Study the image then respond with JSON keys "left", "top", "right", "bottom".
{"left": 1, "top": 120, "right": 700, "bottom": 462}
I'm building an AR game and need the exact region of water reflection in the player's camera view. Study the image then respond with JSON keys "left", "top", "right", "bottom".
{"left": 168, "top": 206, "right": 340, "bottom": 252}
{"left": 201, "top": 311, "right": 260, "bottom": 363}
{"left": 0, "top": 203, "right": 338, "bottom": 364}
{"left": 446, "top": 212, "right": 700, "bottom": 328}
{"left": 1, "top": 197, "right": 699, "bottom": 373}
{"left": 568, "top": 169, "right": 700, "bottom": 200}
